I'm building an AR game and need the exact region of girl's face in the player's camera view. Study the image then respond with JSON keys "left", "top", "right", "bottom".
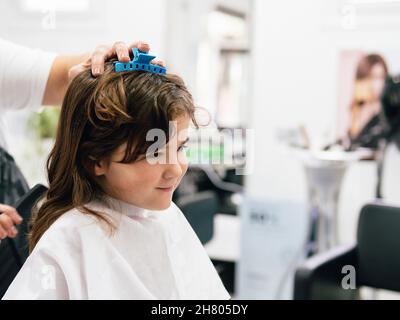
{"left": 94, "top": 115, "right": 190, "bottom": 210}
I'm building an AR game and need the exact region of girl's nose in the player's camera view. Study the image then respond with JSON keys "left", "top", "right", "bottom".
{"left": 163, "top": 162, "right": 183, "bottom": 180}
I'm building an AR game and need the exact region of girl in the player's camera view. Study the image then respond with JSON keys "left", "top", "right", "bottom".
{"left": 2, "top": 61, "right": 230, "bottom": 299}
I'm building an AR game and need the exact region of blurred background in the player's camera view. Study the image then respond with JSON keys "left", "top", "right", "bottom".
{"left": 2, "top": 0, "right": 400, "bottom": 299}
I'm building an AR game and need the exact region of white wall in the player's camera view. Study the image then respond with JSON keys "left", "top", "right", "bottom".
{"left": 165, "top": 0, "right": 251, "bottom": 98}
{"left": 0, "top": 0, "right": 167, "bottom": 56}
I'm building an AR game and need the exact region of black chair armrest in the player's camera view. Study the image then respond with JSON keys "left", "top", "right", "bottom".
{"left": 0, "top": 184, "right": 47, "bottom": 298}
{"left": 294, "top": 244, "right": 359, "bottom": 300}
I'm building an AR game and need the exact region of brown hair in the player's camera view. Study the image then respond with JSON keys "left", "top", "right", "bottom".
{"left": 355, "top": 53, "right": 388, "bottom": 80}
{"left": 351, "top": 54, "right": 389, "bottom": 109}
{"left": 29, "top": 62, "right": 198, "bottom": 252}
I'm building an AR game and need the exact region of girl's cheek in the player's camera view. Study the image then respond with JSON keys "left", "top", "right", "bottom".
{"left": 178, "top": 151, "right": 188, "bottom": 166}
{"left": 110, "top": 164, "right": 143, "bottom": 185}
{"left": 180, "top": 162, "right": 189, "bottom": 177}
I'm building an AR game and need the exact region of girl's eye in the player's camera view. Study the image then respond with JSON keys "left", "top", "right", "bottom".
{"left": 178, "top": 144, "right": 188, "bottom": 152}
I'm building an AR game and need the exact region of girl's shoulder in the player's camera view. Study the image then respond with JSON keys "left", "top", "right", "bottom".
{"left": 49, "top": 206, "right": 102, "bottom": 232}
{"left": 168, "top": 201, "right": 188, "bottom": 221}
{"left": 34, "top": 205, "right": 110, "bottom": 252}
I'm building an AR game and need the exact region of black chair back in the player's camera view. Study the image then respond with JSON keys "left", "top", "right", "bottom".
{"left": 357, "top": 202, "right": 400, "bottom": 292}
{"left": 176, "top": 191, "right": 218, "bottom": 245}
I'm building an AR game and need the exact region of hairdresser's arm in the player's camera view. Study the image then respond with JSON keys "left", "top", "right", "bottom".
{"left": 42, "top": 41, "right": 150, "bottom": 106}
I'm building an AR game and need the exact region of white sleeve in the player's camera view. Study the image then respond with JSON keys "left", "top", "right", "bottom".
{"left": 1, "top": 247, "right": 70, "bottom": 300}
{"left": 0, "top": 38, "right": 56, "bottom": 112}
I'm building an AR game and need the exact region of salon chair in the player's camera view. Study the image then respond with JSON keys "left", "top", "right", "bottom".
{"left": 174, "top": 165, "right": 243, "bottom": 216}
{"left": 0, "top": 184, "right": 47, "bottom": 298}
{"left": 294, "top": 202, "right": 400, "bottom": 299}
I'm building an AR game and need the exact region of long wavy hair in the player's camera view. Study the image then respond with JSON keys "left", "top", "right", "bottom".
{"left": 29, "top": 63, "right": 198, "bottom": 252}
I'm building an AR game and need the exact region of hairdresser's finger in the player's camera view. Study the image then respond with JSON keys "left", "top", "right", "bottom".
{"left": 0, "top": 214, "right": 18, "bottom": 237}
{"left": 151, "top": 59, "right": 166, "bottom": 68}
{"left": 0, "top": 213, "right": 13, "bottom": 230}
{"left": 0, "top": 225, "right": 7, "bottom": 239}
{"left": 91, "top": 44, "right": 110, "bottom": 76}
{"left": 0, "top": 204, "right": 22, "bottom": 224}
{"left": 112, "top": 41, "right": 130, "bottom": 63}
{"left": 129, "top": 41, "right": 150, "bottom": 53}
{"left": 7, "top": 226, "right": 18, "bottom": 238}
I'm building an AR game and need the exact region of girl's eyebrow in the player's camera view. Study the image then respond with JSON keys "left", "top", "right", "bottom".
{"left": 179, "top": 137, "right": 189, "bottom": 145}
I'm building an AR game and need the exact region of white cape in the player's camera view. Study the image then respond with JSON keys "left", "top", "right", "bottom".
{"left": 2, "top": 196, "right": 230, "bottom": 300}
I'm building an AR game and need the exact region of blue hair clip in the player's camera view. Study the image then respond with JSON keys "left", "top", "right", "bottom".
{"left": 114, "top": 48, "right": 166, "bottom": 75}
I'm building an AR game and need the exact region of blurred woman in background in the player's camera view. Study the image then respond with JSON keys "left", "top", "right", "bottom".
{"left": 348, "top": 53, "right": 388, "bottom": 149}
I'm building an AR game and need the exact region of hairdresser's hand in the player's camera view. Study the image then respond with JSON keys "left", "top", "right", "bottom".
{"left": 68, "top": 41, "right": 166, "bottom": 81}
{"left": 0, "top": 204, "right": 23, "bottom": 239}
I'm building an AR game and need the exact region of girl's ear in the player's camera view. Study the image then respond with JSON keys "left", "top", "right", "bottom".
{"left": 88, "top": 156, "right": 108, "bottom": 177}
{"left": 94, "top": 159, "right": 108, "bottom": 176}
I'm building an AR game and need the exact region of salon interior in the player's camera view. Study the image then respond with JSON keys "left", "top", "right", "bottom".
{"left": 2, "top": 0, "right": 400, "bottom": 300}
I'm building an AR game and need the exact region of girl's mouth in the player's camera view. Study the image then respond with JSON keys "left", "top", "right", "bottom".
{"left": 156, "top": 186, "right": 174, "bottom": 193}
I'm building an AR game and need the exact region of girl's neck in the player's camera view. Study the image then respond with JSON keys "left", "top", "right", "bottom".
{"left": 101, "top": 194, "right": 148, "bottom": 218}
